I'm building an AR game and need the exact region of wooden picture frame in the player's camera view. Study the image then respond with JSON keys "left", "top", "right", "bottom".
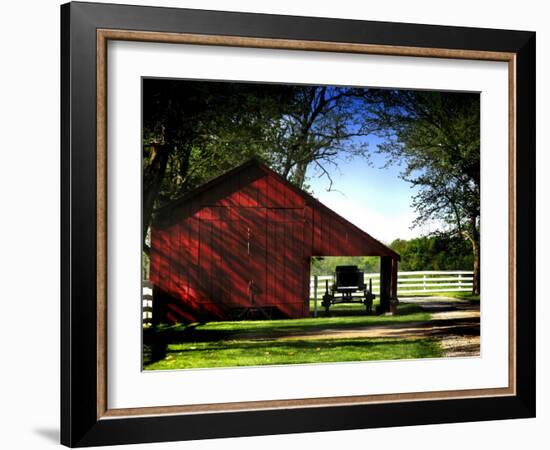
{"left": 61, "top": 1, "right": 535, "bottom": 447}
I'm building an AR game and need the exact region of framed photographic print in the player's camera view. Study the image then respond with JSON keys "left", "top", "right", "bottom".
{"left": 60, "top": 1, "right": 536, "bottom": 447}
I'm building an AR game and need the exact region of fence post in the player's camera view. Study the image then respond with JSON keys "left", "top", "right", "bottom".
{"left": 458, "top": 273, "right": 462, "bottom": 289}
{"left": 313, "top": 275, "right": 318, "bottom": 318}
{"left": 423, "top": 274, "right": 427, "bottom": 292}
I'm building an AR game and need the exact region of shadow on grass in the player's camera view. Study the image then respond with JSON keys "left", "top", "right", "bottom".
{"left": 166, "top": 336, "right": 417, "bottom": 354}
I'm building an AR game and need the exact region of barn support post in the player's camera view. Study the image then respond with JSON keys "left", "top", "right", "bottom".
{"left": 151, "top": 285, "right": 167, "bottom": 326}
{"left": 313, "top": 275, "right": 318, "bottom": 318}
{"left": 379, "top": 256, "right": 392, "bottom": 313}
{"left": 390, "top": 258, "right": 399, "bottom": 314}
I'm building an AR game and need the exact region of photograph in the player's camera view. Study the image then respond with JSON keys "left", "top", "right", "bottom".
{"left": 141, "top": 78, "right": 481, "bottom": 370}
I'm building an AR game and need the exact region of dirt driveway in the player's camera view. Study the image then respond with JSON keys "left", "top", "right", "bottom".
{"left": 401, "top": 297, "right": 480, "bottom": 357}
{"left": 233, "top": 297, "right": 481, "bottom": 358}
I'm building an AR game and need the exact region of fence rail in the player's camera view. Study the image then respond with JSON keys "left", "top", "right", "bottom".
{"left": 310, "top": 270, "right": 474, "bottom": 297}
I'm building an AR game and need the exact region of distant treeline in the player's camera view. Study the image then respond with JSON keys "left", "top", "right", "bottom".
{"left": 389, "top": 235, "right": 473, "bottom": 271}
{"left": 311, "top": 235, "right": 473, "bottom": 275}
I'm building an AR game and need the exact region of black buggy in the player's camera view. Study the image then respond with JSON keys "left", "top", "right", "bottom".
{"left": 321, "top": 265, "right": 376, "bottom": 315}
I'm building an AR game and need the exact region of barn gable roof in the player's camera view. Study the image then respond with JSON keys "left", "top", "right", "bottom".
{"left": 155, "top": 159, "right": 399, "bottom": 260}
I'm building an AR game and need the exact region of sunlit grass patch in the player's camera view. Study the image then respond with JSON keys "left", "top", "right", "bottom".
{"left": 144, "top": 336, "right": 442, "bottom": 370}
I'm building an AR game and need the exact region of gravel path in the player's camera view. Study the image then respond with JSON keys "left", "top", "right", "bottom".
{"left": 427, "top": 302, "right": 480, "bottom": 357}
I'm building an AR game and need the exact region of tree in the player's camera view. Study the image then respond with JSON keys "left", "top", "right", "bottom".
{"left": 389, "top": 236, "right": 473, "bottom": 272}
{"left": 267, "top": 86, "right": 370, "bottom": 191}
{"left": 142, "top": 79, "right": 295, "bottom": 251}
{"left": 363, "top": 90, "right": 480, "bottom": 294}
{"left": 310, "top": 256, "right": 379, "bottom": 277}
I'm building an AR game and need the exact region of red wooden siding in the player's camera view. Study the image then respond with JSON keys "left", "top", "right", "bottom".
{"left": 150, "top": 160, "right": 398, "bottom": 323}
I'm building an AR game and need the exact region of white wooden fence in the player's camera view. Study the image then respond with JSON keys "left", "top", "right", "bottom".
{"left": 310, "top": 270, "right": 474, "bottom": 297}
{"left": 142, "top": 281, "right": 153, "bottom": 325}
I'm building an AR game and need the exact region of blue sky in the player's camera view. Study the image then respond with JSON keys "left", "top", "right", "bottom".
{"left": 306, "top": 136, "right": 436, "bottom": 244}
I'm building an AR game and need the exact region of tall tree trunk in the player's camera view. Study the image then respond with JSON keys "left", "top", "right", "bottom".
{"left": 143, "top": 143, "right": 170, "bottom": 248}
{"left": 282, "top": 156, "right": 293, "bottom": 179}
{"left": 471, "top": 238, "right": 480, "bottom": 295}
{"left": 465, "top": 221, "right": 480, "bottom": 295}
{"left": 293, "top": 160, "right": 309, "bottom": 189}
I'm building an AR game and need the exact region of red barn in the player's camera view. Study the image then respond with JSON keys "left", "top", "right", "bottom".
{"left": 150, "top": 159, "right": 399, "bottom": 324}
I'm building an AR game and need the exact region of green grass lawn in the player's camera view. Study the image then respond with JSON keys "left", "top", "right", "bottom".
{"left": 308, "top": 299, "right": 372, "bottom": 312}
{"left": 308, "top": 292, "right": 479, "bottom": 311}
{"left": 308, "top": 298, "right": 427, "bottom": 314}
{"left": 143, "top": 302, "right": 438, "bottom": 370}
{"left": 399, "top": 291, "right": 480, "bottom": 302}
{"left": 144, "top": 336, "right": 442, "bottom": 370}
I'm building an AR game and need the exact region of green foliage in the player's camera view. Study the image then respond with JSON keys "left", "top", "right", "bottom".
{"left": 360, "top": 90, "right": 480, "bottom": 293}
{"left": 142, "top": 80, "right": 373, "bottom": 209}
{"left": 142, "top": 251, "right": 150, "bottom": 280}
{"left": 143, "top": 79, "right": 295, "bottom": 205}
{"left": 363, "top": 90, "right": 480, "bottom": 236}
{"left": 309, "top": 234, "right": 473, "bottom": 276}
{"left": 389, "top": 235, "right": 473, "bottom": 271}
{"left": 311, "top": 256, "right": 379, "bottom": 276}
